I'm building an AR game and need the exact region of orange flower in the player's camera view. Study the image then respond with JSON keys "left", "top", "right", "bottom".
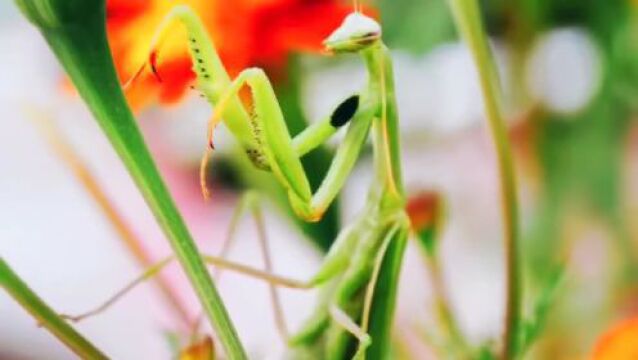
{"left": 406, "top": 191, "right": 444, "bottom": 256}
{"left": 406, "top": 191, "right": 442, "bottom": 233}
{"left": 592, "top": 317, "right": 638, "bottom": 359}
{"left": 106, "top": 0, "right": 358, "bottom": 109}
{"left": 179, "top": 336, "right": 214, "bottom": 360}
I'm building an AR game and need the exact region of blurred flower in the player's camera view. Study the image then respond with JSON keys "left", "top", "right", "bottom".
{"left": 107, "top": 0, "right": 357, "bottom": 109}
{"left": 406, "top": 192, "right": 441, "bottom": 231}
{"left": 592, "top": 317, "right": 638, "bottom": 359}
{"left": 179, "top": 337, "right": 214, "bottom": 360}
{"left": 406, "top": 191, "right": 443, "bottom": 256}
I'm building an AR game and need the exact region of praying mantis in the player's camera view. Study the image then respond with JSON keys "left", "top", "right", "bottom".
{"left": 67, "top": 4, "right": 410, "bottom": 359}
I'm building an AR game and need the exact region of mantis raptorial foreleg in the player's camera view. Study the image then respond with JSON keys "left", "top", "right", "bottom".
{"left": 206, "top": 68, "right": 375, "bottom": 221}
{"left": 145, "top": 6, "right": 376, "bottom": 222}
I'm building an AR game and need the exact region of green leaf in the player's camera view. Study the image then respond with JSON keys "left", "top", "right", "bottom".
{"left": 517, "top": 267, "right": 565, "bottom": 356}
{"left": 475, "top": 343, "right": 498, "bottom": 360}
{"left": 378, "top": 0, "right": 455, "bottom": 54}
{"left": 367, "top": 230, "right": 409, "bottom": 360}
{"left": 406, "top": 192, "right": 445, "bottom": 258}
{"left": 0, "top": 258, "right": 107, "bottom": 359}
{"left": 14, "top": 1, "right": 246, "bottom": 358}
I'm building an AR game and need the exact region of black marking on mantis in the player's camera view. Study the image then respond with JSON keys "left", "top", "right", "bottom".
{"left": 331, "top": 95, "right": 360, "bottom": 128}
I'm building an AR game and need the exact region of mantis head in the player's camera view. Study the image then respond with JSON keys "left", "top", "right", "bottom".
{"left": 323, "top": 12, "right": 381, "bottom": 54}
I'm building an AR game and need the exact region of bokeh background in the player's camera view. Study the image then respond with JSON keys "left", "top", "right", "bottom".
{"left": 1, "top": 0, "right": 637, "bottom": 358}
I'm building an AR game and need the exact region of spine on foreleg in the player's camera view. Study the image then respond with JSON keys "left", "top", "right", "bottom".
{"left": 245, "top": 103, "right": 270, "bottom": 170}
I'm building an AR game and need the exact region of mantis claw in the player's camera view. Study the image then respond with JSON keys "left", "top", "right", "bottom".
{"left": 200, "top": 148, "right": 213, "bottom": 200}
{"left": 122, "top": 61, "right": 147, "bottom": 91}
{"left": 149, "top": 50, "right": 163, "bottom": 82}
{"left": 353, "top": 334, "right": 372, "bottom": 360}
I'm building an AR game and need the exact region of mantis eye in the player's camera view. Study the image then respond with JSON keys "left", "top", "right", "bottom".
{"left": 323, "top": 13, "right": 381, "bottom": 53}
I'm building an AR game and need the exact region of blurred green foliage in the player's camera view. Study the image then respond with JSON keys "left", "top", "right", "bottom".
{"left": 378, "top": 0, "right": 455, "bottom": 54}
{"left": 374, "top": 0, "right": 637, "bottom": 356}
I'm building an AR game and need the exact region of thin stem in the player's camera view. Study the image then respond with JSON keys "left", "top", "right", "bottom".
{"left": 425, "top": 254, "right": 471, "bottom": 357}
{"left": 447, "top": 0, "right": 521, "bottom": 358}
{"left": 362, "top": 44, "right": 409, "bottom": 360}
{"left": 0, "top": 258, "right": 107, "bottom": 359}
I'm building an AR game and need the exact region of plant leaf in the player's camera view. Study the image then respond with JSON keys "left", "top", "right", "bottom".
{"left": 0, "top": 258, "right": 107, "bottom": 359}
{"left": 14, "top": 1, "right": 246, "bottom": 357}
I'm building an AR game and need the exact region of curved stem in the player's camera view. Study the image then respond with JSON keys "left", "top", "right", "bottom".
{"left": 0, "top": 258, "right": 107, "bottom": 359}
{"left": 426, "top": 255, "right": 472, "bottom": 357}
{"left": 447, "top": 0, "right": 521, "bottom": 358}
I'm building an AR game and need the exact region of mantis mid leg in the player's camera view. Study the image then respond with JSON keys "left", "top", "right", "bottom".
{"left": 207, "top": 191, "right": 290, "bottom": 339}
{"left": 184, "top": 190, "right": 289, "bottom": 340}
{"left": 204, "top": 192, "right": 382, "bottom": 342}
{"left": 60, "top": 192, "right": 361, "bottom": 327}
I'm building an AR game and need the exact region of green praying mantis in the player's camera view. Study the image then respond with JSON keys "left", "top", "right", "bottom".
{"left": 64, "top": 4, "right": 410, "bottom": 359}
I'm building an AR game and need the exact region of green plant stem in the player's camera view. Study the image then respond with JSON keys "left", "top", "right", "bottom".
{"left": 426, "top": 255, "right": 471, "bottom": 357}
{"left": 366, "top": 44, "right": 409, "bottom": 360}
{"left": 14, "top": 1, "right": 246, "bottom": 358}
{"left": 447, "top": 0, "right": 521, "bottom": 358}
{"left": 0, "top": 258, "right": 107, "bottom": 359}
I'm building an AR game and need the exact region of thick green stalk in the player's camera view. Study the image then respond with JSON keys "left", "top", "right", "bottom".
{"left": 447, "top": 0, "right": 521, "bottom": 358}
{"left": 14, "top": 1, "right": 246, "bottom": 358}
{"left": 0, "top": 258, "right": 107, "bottom": 359}
{"left": 428, "top": 255, "right": 472, "bottom": 357}
{"left": 366, "top": 45, "right": 408, "bottom": 360}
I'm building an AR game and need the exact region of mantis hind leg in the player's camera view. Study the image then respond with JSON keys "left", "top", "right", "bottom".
{"left": 222, "top": 191, "right": 290, "bottom": 340}
{"left": 59, "top": 193, "right": 313, "bottom": 330}
{"left": 329, "top": 305, "right": 372, "bottom": 360}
